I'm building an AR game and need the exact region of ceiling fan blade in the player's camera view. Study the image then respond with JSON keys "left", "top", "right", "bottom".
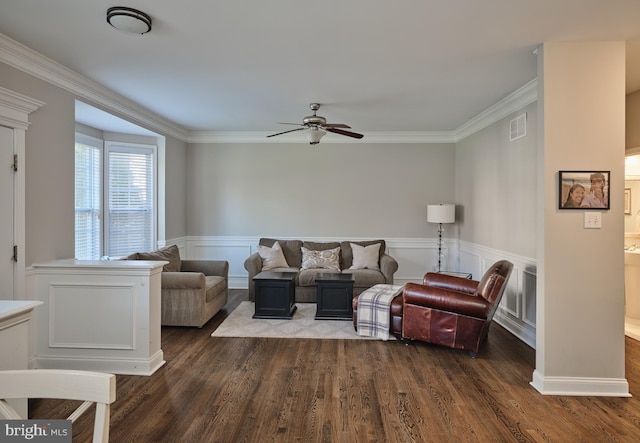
{"left": 277, "top": 122, "right": 304, "bottom": 126}
{"left": 324, "top": 127, "right": 364, "bottom": 139}
{"left": 323, "top": 123, "right": 351, "bottom": 129}
{"left": 266, "top": 127, "right": 307, "bottom": 138}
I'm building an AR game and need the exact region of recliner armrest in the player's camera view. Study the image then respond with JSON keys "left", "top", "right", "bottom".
{"left": 161, "top": 272, "right": 205, "bottom": 289}
{"left": 180, "top": 260, "right": 229, "bottom": 278}
{"left": 403, "top": 282, "right": 490, "bottom": 319}
{"left": 422, "top": 273, "right": 478, "bottom": 294}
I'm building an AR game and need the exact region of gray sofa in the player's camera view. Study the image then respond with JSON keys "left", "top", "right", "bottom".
{"left": 244, "top": 238, "right": 398, "bottom": 302}
{"left": 126, "top": 245, "right": 229, "bottom": 327}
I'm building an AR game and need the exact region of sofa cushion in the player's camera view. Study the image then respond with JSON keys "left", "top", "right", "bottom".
{"left": 342, "top": 269, "right": 386, "bottom": 288}
{"left": 302, "top": 241, "right": 341, "bottom": 251}
{"left": 341, "top": 240, "right": 386, "bottom": 269}
{"left": 135, "top": 245, "right": 182, "bottom": 272}
{"left": 258, "top": 241, "right": 290, "bottom": 271}
{"left": 298, "top": 269, "right": 334, "bottom": 287}
{"left": 260, "top": 238, "right": 303, "bottom": 268}
{"left": 301, "top": 246, "right": 340, "bottom": 271}
{"left": 349, "top": 242, "right": 381, "bottom": 270}
{"left": 205, "top": 276, "right": 227, "bottom": 303}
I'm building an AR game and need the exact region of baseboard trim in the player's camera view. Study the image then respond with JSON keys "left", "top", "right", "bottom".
{"left": 36, "top": 351, "right": 166, "bottom": 376}
{"left": 530, "top": 370, "right": 631, "bottom": 397}
{"left": 494, "top": 310, "right": 536, "bottom": 349}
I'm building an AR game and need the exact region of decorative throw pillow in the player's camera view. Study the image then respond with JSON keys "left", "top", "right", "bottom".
{"left": 135, "top": 244, "right": 182, "bottom": 272}
{"left": 258, "top": 241, "right": 290, "bottom": 270}
{"left": 349, "top": 242, "right": 380, "bottom": 270}
{"left": 301, "top": 246, "right": 341, "bottom": 271}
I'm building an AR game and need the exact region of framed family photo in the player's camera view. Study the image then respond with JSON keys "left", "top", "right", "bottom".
{"left": 558, "top": 170, "right": 610, "bottom": 210}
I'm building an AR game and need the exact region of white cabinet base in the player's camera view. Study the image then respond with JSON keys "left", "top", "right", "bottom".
{"left": 34, "top": 350, "right": 165, "bottom": 376}
{"left": 27, "top": 260, "right": 166, "bottom": 376}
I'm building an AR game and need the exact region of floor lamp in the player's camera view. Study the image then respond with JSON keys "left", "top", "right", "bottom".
{"left": 427, "top": 204, "right": 456, "bottom": 273}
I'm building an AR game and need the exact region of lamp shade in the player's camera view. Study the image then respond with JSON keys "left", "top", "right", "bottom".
{"left": 427, "top": 204, "right": 455, "bottom": 224}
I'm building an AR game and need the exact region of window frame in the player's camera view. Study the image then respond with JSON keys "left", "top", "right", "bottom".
{"left": 74, "top": 134, "right": 158, "bottom": 259}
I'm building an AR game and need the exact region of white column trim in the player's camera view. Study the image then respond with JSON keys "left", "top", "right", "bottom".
{"left": 0, "top": 87, "right": 45, "bottom": 301}
{"left": 531, "top": 370, "right": 631, "bottom": 397}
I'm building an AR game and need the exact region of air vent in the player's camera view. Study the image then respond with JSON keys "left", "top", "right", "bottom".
{"left": 510, "top": 113, "right": 527, "bottom": 141}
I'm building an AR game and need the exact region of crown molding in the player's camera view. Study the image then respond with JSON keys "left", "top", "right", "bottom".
{"left": 1, "top": 32, "right": 537, "bottom": 145}
{"left": 187, "top": 78, "right": 538, "bottom": 143}
{"left": 186, "top": 80, "right": 538, "bottom": 144}
{"left": 453, "top": 78, "right": 538, "bottom": 142}
{"left": 0, "top": 33, "right": 188, "bottom": 141}
{"left": 0, "top": 86, "right": 45, "bottom": 130}
{"left": 187, "top": 130, "right": 458, "bottom": 144}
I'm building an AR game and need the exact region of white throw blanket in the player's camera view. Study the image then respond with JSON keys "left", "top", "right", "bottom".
{"left": 356, "top": 284, "right": 404, "bottom": 341}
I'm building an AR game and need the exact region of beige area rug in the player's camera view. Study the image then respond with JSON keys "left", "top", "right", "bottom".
{"left": 212, "top": 301, "right": 392, "bottom": 340}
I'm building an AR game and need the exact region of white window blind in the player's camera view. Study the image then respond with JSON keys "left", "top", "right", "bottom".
{"left": 75, "top": 138, "right": 102, "bottom": 260}
{"left": 75, "top": 136, "right": 156, "bottom": 260}
{"left": 106, "top": 144, "right": 155, "bottom": 257}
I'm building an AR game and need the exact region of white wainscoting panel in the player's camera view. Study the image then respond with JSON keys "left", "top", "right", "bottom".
{"left": 49, "top": 284, "right": 135, "bottom": 349}
{"left": 459, "top": 241, "right": 537, "bottom": 348}
{"left": 387, "top": 238, "right": 459, "bottom": 285}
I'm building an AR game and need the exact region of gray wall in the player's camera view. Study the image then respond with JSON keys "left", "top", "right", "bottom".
{"left": 0, "top": 62, "right": 75, "bottom": 265}
{"left": 163, "top": 135, "right": 188, "bottom": 240}
{"left": 455, "top": 102, "right": 538, "bottom": 258}
{"left": 186, "top": 142, "right": 455, "bottom": 238}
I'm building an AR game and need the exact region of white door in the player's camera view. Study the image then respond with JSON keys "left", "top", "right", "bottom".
{"left": 0, "top": 125, "right": 15, "bottom": 299}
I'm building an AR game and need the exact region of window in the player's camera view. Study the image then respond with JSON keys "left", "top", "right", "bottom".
{"left": 75, "top": 135, "right": 102, "bottom": 260}
{"left": 75, "top": 135, "right": 156, "bottom": 259}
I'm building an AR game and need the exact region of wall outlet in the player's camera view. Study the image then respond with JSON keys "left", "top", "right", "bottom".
{"left": 584, "top": 212, "right": 602, "bottom": 229}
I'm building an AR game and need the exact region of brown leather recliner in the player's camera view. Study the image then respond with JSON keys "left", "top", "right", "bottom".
{"left": 402, "top": 260, "right": 513, "bottom": 356}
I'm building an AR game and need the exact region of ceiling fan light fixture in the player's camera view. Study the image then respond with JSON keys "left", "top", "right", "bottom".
{"left": 267, "top": 103, "right": 362, "bottom": 142}
{"left": 307, "top": 128, "right": 326, "bottom": 145}
{"left": 107, "top": 7, "right": 152, "bottom": 34}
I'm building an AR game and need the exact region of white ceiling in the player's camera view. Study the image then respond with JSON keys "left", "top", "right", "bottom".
{"left": 2, "top": 0, "right": 640, "bottom": 137}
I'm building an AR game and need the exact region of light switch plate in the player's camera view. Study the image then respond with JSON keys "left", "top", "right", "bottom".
{"left": 584, "top": 212, "right": 602, "bottom": 229}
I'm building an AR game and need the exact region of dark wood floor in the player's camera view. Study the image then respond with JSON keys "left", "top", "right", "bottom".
{"left": 31, "top": 289, "right": 640, "bottom": 442}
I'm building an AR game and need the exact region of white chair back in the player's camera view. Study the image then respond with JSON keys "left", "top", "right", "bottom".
{"left": 0, "top": 369, "right": 116, "bottom": 443}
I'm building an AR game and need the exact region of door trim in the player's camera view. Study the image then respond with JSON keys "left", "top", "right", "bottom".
{"left": 0, "top": 87, "right": 44, "bottom": 299}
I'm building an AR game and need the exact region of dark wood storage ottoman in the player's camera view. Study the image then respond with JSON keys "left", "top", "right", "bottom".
{"left": 315, "top": 273, "right": 354, "bottom": 320}
{"left": 252, "top": 271, "right": 297, "bottom": 319}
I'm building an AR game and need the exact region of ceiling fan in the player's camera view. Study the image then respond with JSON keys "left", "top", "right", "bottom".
{"left": 267, "top": 103, "right": 364, "bottom": 144}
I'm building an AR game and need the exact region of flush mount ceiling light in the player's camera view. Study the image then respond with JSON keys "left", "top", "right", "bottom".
{"left": 106, "top": 7, "right": 152, "bottom": 34}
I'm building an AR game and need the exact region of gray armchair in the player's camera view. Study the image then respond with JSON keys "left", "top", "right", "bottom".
{"left": 127, "top": 245, "right": 229, "bottom": 328}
